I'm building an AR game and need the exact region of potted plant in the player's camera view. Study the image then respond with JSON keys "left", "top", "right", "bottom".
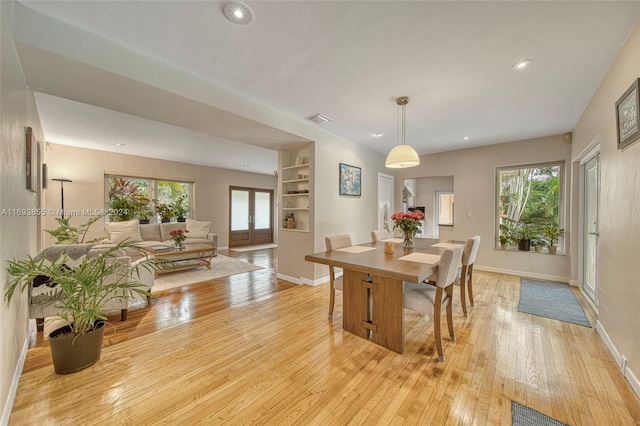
{"left": 514, "top": 223, "right": 536, "bottom": 251}
{"left": 4, "top": 241, "right": 157, "bottom": 374}
{"left": 172, "top": 194, "right": 189, "bottom": 222}
{"left": 543, "top": 225, "right": 564, "bottom": 254}
{"left": 45, "top": 214, "right": 105, "bottom": 245}
{"left": 109, "top": 194, "right": 138, "bottom": 221}
{"left": 154, "top": 200, "right": 175, "bottom": 223}
{"left": 135, "top": 195, "right": 153, "bottom": 224}
{"left": 498, "top": 222, "right": 516, "bottom": 249}
{"left": 533, "top": 236, "right": 547, "bottom": 253}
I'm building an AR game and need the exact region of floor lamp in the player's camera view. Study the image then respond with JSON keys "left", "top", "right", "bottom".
{"left": 51, "top": 178, "right": 72, "bottom": 218}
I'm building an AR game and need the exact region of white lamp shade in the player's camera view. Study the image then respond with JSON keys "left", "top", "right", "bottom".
{"left": 385, "top": 144, "right": 420, "bottom": 168}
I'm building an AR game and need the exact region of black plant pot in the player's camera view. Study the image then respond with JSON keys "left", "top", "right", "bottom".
{"left": 161, "top": 219, "right": 170, "bottom": 223}
{"left": 49, "top": 321, "right": 106, "bottom": 374}
{"left": 139, "top": 219, "right": 150, "bottom": 224}
{"left": 177, "top": 217, "right": 186, "bottom": 222}
{"left": 518, "top": 239, "right": 531, "bottom": 251}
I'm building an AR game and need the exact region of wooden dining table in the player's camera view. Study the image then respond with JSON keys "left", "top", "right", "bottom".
{"left": 305, "top": 238, "right": 464, "bottom": 354}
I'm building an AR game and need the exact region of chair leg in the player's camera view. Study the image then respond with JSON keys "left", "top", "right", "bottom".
{"left": 434, "top": 287, "right": 445, "bottom": 362}
{"left": 36, "top": 317, "right": 44, "bottom": 332}
{"left": 120, "top": 308, "right": 128, "bottom": 321}
{"left": 459, "top": 276, "right": 468, "bottom": 317}
{"left": 328, "top": 267, "right": 336, "bottom": 318}
{"left": 446, "top": 287, "right": 455, "bottom": 342}
{"left": 467, "top": 265, "right": 475, "bottom": 307}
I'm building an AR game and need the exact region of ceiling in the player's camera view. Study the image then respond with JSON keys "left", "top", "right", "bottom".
{"left": 14, "top": 1, "right": 640, "bottom": 175}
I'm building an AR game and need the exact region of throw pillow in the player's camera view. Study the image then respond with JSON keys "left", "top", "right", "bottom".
{"left": 186, "top": 219, "right": 211, "bottom": 239}
{"left": 106, "top": 219, "right": 143, "bottom": 244}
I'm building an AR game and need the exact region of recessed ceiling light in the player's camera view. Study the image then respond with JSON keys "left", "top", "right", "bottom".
{"left": 461, "top": 136, "right": 469, "bottom": 141}
{"left": 373, "top": 133, "right": 384, "bottom": 138}
{"left": 512, "top": 59, "right": 533, "bottom": 70}
{"left": 113, "top": 143, "right": 125, "bottom": 147}
{"left": 242, "top": 164, "right": 251, "bottom": 168}
{"left": 224, "top": 2, "right": 254, "bottom": 25}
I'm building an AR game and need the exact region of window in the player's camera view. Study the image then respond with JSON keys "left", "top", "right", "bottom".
{"left": 496, "top": 162, "right": 564, "bottom": 251}
{"left": 105, "top": 175, "right": 192, "bottom": 223}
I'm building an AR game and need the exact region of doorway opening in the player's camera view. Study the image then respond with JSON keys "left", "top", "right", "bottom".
{"left": 229, "top": 187, "right": 274, "bottom": 248}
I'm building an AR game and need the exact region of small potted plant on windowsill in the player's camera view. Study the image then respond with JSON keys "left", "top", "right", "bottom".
{"left": 135, "top": 195, "right": 153, "bottom": 224}
{"left": 172, "top": 194, "right": 189, "bottom": 222}
{"left": 515, "top": 223, "right": 537, "bottom": 251}
{"left": 543, "top": 225, "right": 564, "bottom": 254}
{"left": 154, "top": 200, "right": 175, "bottom": 223}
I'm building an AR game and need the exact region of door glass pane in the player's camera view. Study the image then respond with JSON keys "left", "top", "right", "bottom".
{"left": 254, "top": 191, "right": 271, "bottom": 230}
{"left": 231, "top": 190, "right": 249, "bottom": 231}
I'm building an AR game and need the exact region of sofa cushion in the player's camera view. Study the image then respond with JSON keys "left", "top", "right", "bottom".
{"left": 140, "top": 223, "right": 162, "bottom": 242}
{"left": 159, "top": 222, "right": 187, "bottom": 242}
{"left": 186, "top": 219, "right": 211, "bottom": 239}
{"left": 106, "top": 220, "right": 142, "bottom": 244}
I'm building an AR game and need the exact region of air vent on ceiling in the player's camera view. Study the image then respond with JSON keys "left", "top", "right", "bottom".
{"left": 306, "top": 113, "right": 332, "bottom": 125}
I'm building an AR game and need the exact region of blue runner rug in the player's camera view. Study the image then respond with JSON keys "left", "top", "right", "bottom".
{"left": 512, "top": 401, "right": 568, "bottom": 425}
{"left": 518, "top": 278, "right": 591, "bottom": 327}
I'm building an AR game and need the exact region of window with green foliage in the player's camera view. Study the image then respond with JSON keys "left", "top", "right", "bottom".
{"left": 496, "top": 162, "right": 564, "bottom": 251}
{"left": 105, "top": 176, "right": 192, "bottom": 223}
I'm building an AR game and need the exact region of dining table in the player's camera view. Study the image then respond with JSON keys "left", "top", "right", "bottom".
{"left": 305, "top": 237, "right": 464, "bottom": 354}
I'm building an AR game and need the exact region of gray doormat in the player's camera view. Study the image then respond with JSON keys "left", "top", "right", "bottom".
{"left": 512, "top": 401, "right": 568, "bottom": 425}
{"left": 518, "top": 279, "right": 591, "bottom": 327}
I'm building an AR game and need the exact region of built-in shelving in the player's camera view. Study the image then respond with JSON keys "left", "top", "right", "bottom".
{"left": 279, "top": 147, "right": 311, "bottom": 232}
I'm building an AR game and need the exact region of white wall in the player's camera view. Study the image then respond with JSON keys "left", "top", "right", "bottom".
{"left": 0, "top": 1, "right": 45, "bottom": 422}
{"left": 570, "top": 20, "right": 640, "bottom": 386}
{"left": 44, "top": 144, "right": 276, "bottom": 249}
{"left": 395, "top": 135, "right": 572, "bottom": 281}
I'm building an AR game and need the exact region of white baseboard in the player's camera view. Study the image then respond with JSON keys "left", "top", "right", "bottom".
{"left": 569, "top": 279, "right": 579, "bottom": 287}
{"left": 276, "top": 272, "right": 340, "bottom": 287}
{"left": 2, "top": 319, "right": 34, "bottom": 426}
{"left": 474, "top": 265, "right": 569, "bottom": 283}
{"left": 276, "top": 273, "right": 303, "bottom": 285}
{"left": 595, "top": 320, "right": 624, "bottom": 371}
{"left": 625, "top": 366, "right": 640, "bottom": 399}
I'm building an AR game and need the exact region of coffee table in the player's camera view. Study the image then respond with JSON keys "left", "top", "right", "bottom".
{"left": 150, "top": 243, "right": 216, "bottom": 277}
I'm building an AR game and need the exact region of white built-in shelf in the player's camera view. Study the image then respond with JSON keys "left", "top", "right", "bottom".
{"left": 283, "top": 193, "right": 309, "bottom": 197}
{"left": 282, "top": 178, "right": 309, "bottom": 184}
{"left": 282, "top": 163, "right": 309, "bottom": 171}
{"left": 280, "top": 228, "right": 310, "bottom": 233}
{"left": 282, "top": 207, "right": 309, "bottom": 211}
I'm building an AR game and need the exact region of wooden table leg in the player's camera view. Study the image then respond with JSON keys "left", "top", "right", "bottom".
{"left": 370, "top": 275, "right": 405, "bottom": 354}
{"left": 342, "top": 270, "right": 371, "bottom": 341}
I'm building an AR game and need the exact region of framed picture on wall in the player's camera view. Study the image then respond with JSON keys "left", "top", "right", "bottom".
{"left": 339, "top": 163, "right": 361, "bottom": 197}
{"left": 615, "top": 78, "right": 640, "bottom": 150}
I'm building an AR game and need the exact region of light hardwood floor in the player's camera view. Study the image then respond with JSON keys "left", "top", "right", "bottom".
{"left": 9, "top": 248, "right": 640, "bottom": 425}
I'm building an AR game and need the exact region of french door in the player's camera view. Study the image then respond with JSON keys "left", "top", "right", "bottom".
{"left": 229, "top": 187, "right": 273, "bottom": 247}
{"left": 581, "top": 152, "right": 599, "bottom": 307}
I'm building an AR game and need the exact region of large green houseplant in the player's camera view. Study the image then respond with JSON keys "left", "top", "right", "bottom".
{"left": 5, "top": 241, "right": 157, "bottom": 373}
{"left": 171, "top": 193, "right": 189, "bottom": 222}
{"left": 45, "top": 214, "right": 105, "bottom": 245}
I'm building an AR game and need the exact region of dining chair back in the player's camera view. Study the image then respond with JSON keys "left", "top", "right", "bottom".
{"left": 457, "top": 235, "right": 481, "bottom": 316}
{"left": 324, "top": 234, "right": 352, "bottom": 318}
{"left": 371, "top": 229, "right": 390, "bottom": 242}
{"left": 404, "top": 247, "right": 463, "bottom": 361}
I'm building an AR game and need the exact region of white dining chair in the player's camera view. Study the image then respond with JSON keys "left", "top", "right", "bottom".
{"left": 404, "top": 247, "right": 463, "bottom": 362}
{"left": 458, "top": 235, "right": 481, "bottom": 316}
{"left": 324, "top": 234, "right": 352, "bottom": 318}
{"left": 371, "top": 229, "right": 390, "bottom": 242}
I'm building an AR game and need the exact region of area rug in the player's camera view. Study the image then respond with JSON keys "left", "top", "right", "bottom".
{"left": 512, "top": 401, "right": 568, "bottom": 425}
{"left": 231, "top": 243, "right": 278, "bottom": 252}
{"left": 152, "top": 255, "right": 263, "bottom": 292}
{"left": 518, "top": 278, "right": 591, "bottom": 327}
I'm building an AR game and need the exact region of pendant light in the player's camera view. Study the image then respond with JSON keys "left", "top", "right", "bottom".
{"left": 385, "top": 96, "right": 420, "bottom": 168}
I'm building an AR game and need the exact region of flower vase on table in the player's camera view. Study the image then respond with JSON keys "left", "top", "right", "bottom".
{"left": 169, "top": 229, "right": 189, "bottom": 250}
{"left": 391, "top": 210, "right": 425, "bottom": 251}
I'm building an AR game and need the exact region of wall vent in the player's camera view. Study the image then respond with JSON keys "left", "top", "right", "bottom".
{"left": 306, "top": 113, "right": 332, "bottom": 125}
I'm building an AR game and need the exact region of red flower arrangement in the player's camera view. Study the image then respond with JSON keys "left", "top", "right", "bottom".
{"left": 391, "top": 211, "right": 425, "bottom": 248}
{"left": 169, "top": 229, "right": 189, "bottom": 246}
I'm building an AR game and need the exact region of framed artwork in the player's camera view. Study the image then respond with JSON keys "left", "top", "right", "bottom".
{"left": 25, "top": 127, "right": 36, "bottom": 192}
{"left": 615, "top": 78, "right": 640, "bottom": 150}
{"left": 339, "top": 163, "right": 361, "bottom": 197}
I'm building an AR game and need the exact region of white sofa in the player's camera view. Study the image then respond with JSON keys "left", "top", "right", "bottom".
{"left": 102, "top": 219, "right": 218, "bottom": 259}
{"left": 30, "top": 245, "right": 155, "bottom": 332}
